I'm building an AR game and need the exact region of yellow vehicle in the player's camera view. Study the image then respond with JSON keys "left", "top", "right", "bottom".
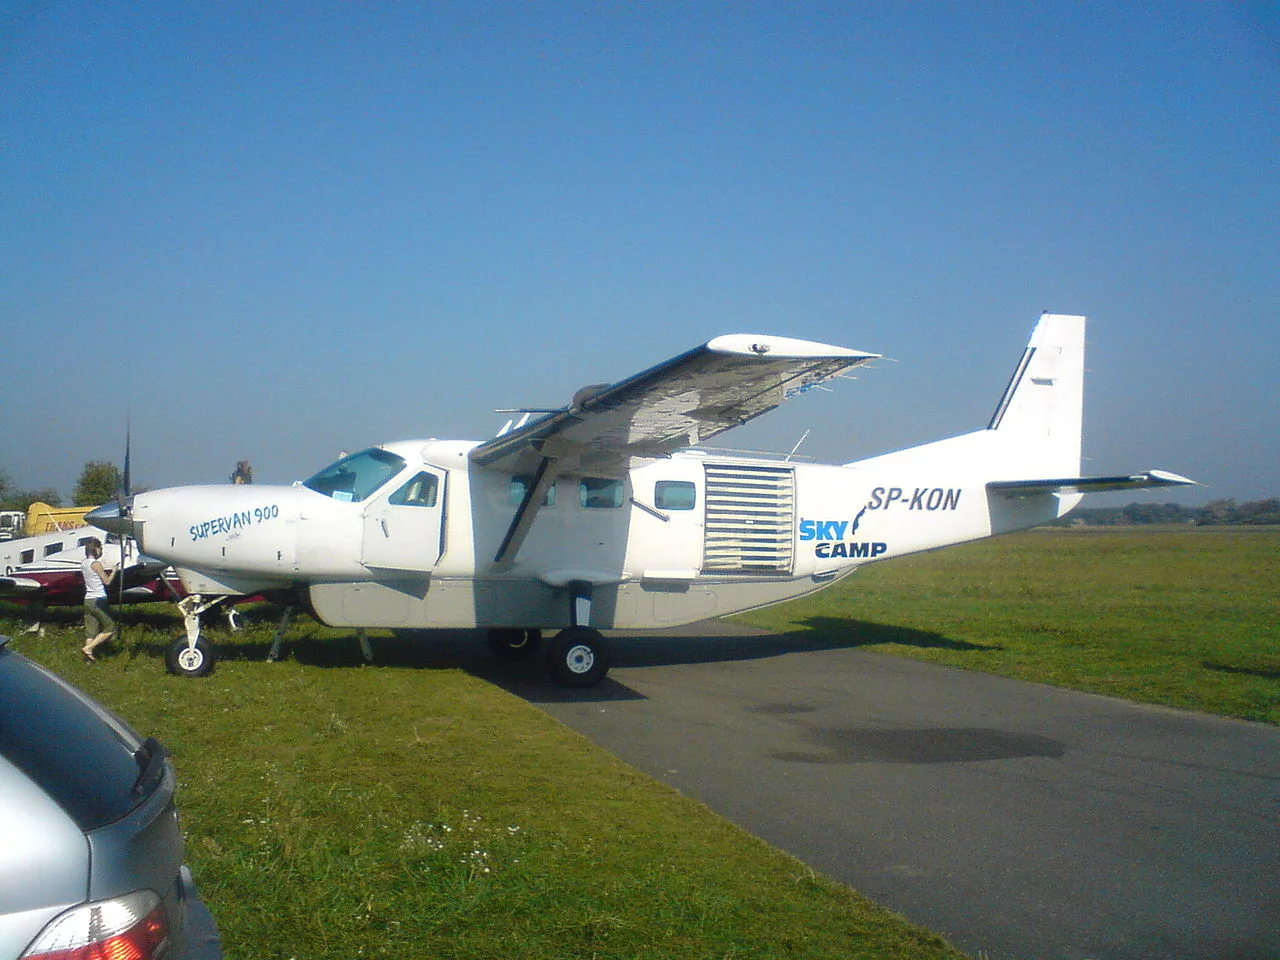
{"left": 24, "top": 501, "right": 96, "bottom": 536}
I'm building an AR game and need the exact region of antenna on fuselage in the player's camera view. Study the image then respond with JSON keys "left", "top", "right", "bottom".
{"left": 784, "top": 430, "right": 811, "bottom": 462}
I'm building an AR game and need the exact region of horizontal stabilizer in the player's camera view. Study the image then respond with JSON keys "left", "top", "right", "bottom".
{"left": 988, "top": 470, "right": 1197, "bottom": 498}
{"left": 0, "top": 576, "right": 44, "bottom": 594}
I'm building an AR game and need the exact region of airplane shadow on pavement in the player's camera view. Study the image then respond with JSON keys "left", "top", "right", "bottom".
{"left": 785, "top": 615, "right": 1002, "bottom": 652}
{"left": 122, "top": 611, "right": 999, "bottom": 705}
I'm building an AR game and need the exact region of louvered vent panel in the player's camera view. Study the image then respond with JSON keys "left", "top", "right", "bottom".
{"left": 702, "top": 463, "right": 795, "bottom": 574}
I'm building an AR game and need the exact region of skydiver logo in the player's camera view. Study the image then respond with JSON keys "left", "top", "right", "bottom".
{"left": 798, "top": 518, "right": 887, "bottom": 560}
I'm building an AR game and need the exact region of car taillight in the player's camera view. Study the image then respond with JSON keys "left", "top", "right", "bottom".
{"left": 21, "top": 889, "right": 169, "bottom": 960}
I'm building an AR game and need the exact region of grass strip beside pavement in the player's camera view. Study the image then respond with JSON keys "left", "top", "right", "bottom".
{"left": 740, "top": 526, "right": 1280, "bottom": 724}
{"left": 5, "top": 623, "right": 966, "bottom": 960}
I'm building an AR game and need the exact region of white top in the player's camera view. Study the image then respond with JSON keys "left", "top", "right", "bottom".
{"left": 82, "top": 556, "right": 107, "bottom": 600}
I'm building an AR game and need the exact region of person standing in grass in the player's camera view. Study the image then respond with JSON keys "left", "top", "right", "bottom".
{"left": 81, "top": 537, "right": 117, "bottom": 661}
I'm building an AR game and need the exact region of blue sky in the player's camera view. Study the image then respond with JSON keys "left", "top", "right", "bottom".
{"left": 2, "top": 2, "right": 1276, "bottom": 503}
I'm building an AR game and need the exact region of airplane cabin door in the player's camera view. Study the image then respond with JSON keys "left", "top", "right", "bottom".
{"left": 361, "top": 469, "right": 446, "bottom": 572}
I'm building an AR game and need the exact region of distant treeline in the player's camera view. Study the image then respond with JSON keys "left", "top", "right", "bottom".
{"left": 1054, "top": 498, "right": 1280, "bottom": 526}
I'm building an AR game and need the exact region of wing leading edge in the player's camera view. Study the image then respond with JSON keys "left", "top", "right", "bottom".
{"left": 471, "top": 334, "right": 880, "bottom": 476}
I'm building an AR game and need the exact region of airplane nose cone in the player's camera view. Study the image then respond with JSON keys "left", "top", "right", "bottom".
{"left": 86, "top": 502, "right": 134, "bottom": 537}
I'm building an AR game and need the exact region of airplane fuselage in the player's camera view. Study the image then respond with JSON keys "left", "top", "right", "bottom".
{"left": 125, "top": 438, "right": 1073, "bottom": 632}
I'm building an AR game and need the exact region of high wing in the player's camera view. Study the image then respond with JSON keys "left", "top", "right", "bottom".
{"left": 470, "top": 333, "right": 880, "bottom": 477}
{"left": 988, "top": 470, "right": 1197, "bottom": 497}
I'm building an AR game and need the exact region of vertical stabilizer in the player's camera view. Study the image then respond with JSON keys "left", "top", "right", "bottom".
{"left": 986, "top": 313, "right": 1085, "bottom": 479}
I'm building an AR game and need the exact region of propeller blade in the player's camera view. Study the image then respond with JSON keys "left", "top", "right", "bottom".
{"left": 121, "top": 419, "right": 132, "bottom": 501}
{"left": 116, "top": 419, "right": 132, "bottom": 613}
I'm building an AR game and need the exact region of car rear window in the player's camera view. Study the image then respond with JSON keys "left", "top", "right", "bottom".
{"left": 0, "top": 648, "right": 148, "bottom": 830}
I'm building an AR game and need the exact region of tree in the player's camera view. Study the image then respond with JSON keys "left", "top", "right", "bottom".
{"left": 1235, "top": 498, "right": 1280, "bottom": 525}
{"left": 0, "top": 466, "right": 63, "bottom": 511}
{"left": 10, "top": 488, "right": 64, "bottom": 511}
{"left": 74, "top": 461, "right": 121, "bottom": 506}
{"left": 1197, "top": 498, "right": 1237, "bottom": 526}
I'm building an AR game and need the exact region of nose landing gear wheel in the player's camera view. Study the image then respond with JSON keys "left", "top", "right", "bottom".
{"left": 165, "top": 635, "right": 218, "bottom": 677}
{"left": 545, "top": 626, "right": 609, "bottom": 687}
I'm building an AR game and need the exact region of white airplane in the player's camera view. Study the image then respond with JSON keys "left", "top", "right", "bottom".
{"left": 88, "top": 313, "right": 1192, "bottom": 685}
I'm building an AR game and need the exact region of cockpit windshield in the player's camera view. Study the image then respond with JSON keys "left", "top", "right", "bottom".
{"left": 302, "top": 448, "right": 407, "bottom": 503}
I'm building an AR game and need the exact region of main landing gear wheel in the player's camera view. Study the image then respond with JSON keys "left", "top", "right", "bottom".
{"left": 487, "top": 628, "right": 543, "bottom": 661}
{"left": 545, "top": 627, "right": 609, "bottom": 688}
{"left": 165, "top": 635, "right": 218, "bottom": 678}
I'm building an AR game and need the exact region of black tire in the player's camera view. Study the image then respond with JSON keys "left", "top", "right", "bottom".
{"left": 545, "top": 627, "right": 609, "bottom": 688}
{"left": 487, "top": 627, "right": 543, "bottom": 661}
{"left": 165, "top": 635, "right": 217, "bottom": 678}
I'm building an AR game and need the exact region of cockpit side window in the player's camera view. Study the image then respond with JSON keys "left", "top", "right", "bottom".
{"left": 389, "top": 472, "right": 440, "bottom": 507}
{"left": 303, "top": 448, "right": 407, "bottom": 503}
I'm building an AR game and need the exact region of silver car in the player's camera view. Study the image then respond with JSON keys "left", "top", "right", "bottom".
{"left": 0, "top": 635, "right": 221, "bottom": 960}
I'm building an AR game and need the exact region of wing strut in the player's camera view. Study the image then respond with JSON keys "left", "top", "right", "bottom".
{"left": 493, "top": 456, "right": 559, "bottom": 564}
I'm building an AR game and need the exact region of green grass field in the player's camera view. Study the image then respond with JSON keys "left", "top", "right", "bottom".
{"left": 2, "top": 526, "right": 1275, "bottom": 958}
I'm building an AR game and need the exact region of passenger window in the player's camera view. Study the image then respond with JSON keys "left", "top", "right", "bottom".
{"left": 655, "top": 480, "right": 696, "bottom": 511}
{"left": 580, "top": 478, "right": 624, "bottom": 509}
{"left": 389, "top": 472, "right": 439, "bottom": 507}
{"left": 20, "top": 550, "right": 34, "bottom": 564}
{"left": 510, "top": 475, "right": 557, "bottom": 507}
{"left": 44, "top": 542, "right": 63, "bottom": 557}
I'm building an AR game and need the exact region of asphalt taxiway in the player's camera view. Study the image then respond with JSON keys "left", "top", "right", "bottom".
{"left": 500, "top": 623, "right": 1280, "bottom": 960}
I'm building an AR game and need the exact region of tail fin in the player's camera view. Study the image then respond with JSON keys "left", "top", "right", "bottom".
{"left": 845, "top": 313, "right": 1087, "bottom": 481}
{"left": 843, "top": 313, "right": 1194, "bottom": 543}
{"left": 985, "top": 312, "right": 1085, "bottom": 479}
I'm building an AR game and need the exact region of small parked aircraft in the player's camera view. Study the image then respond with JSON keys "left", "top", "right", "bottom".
{"left": 0, "top": 527, "right": 178, "bottom": 612}
{"left": 89, "top": 313, "right": 1192, "bottom": 684}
